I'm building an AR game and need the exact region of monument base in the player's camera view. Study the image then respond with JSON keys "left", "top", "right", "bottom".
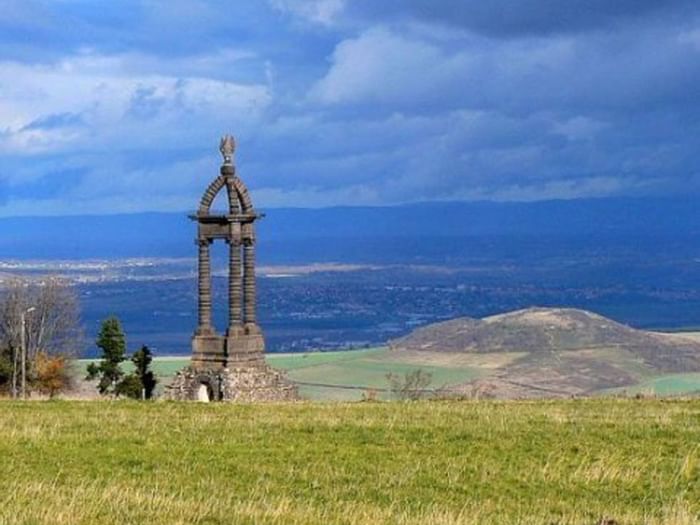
{"left": 191, "top": 331, "right": 268, "bottom": 369}
{"left": 226, "top": 330, "right": 266, "bottom": 368}
{"left": 165, "top": 363, "right": 298, "bottom": 402}
{"left": 191, "top": 334, "right": 226, "bottom": 370}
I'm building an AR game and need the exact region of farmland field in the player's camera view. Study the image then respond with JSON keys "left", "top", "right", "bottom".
{"left": 77, "top": 347, "right": 487, "bottom": 401}
{"left": 608, "top": 373, "right": 700, "bottom": 396}
{"left": 78, "top": 342, "right": 700, "bottom": 400}
{"left": 0, "top": 399, "right": 698, "bottom": 524}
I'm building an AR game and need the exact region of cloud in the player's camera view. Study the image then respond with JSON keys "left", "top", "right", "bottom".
{"left": 342, "top": 0, "right": 699, "bottom": 37}
{"left": 269, "top": 0, "right": 345, "bottom": 27}
{"left": 312, "top": 23, "right": 700, "bottom": 115}
{"left": 311, "top": 28, "right": 449, "bottom": 106}
{"left": 0, "top": 50, "right": 271, "bottom": 156}
{"left": 20, "top": 112, "right": 85, "bottom": 132}
{"left": 1, "top": 0, "right": 700, "bottom": 216}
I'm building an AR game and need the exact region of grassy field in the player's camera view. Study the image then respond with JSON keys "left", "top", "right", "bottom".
{"left": 608, "top": 373, "right": 700, "bottom": 396}
{"left": 76, "top": 341, "right": 700, "bottom": 400}
{"left": 0, "top": 399, "right": 699, "bottom": 524}
{"left": 77, "top": 347, "right": 488, "bottom": 401}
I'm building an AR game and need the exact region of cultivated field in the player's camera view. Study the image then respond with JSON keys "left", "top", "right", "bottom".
{"left": 78, "top": 341, "right": 700, "bottom": 400}
{"left": 0, "top": 399, "right": 698, "bottom": 524}
{"left": 78, "top": 347, "right": 490, "bottom": 401}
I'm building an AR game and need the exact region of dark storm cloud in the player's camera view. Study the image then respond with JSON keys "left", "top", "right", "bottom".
{"left": 0, "top": 0, "right": 699, "bottom": 214}
{"left": 345, "top": 0, "right": 700, "bottom": 37}
{"left": 21, "top": 112, "right": 85, "bottom": 132}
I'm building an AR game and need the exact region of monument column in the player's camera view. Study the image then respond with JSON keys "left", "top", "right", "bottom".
{"left": 197, "top": 238, "right": 213, "bottom": 334}
{"left": 168, "top": 134, "right": 298, "bottom": 401}
{"left": 228, "top": 239, "right": 243, "bottom": 332}
{"left": 243, "top": 239, "right": 257, "bottom": 327}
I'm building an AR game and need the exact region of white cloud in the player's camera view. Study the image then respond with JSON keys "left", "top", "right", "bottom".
{"left": 311, "top": 28, "right": 449, "bottom": 105}
{"left": 553, "top": 116, "right": 608, "bottom": 141}
{"left": 0, "top": 50, "right": 271, "bottom": 156}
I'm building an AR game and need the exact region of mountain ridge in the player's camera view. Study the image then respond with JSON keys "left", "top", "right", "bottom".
{"left": 2, "top": 196, "right": 700, "bottom": 261}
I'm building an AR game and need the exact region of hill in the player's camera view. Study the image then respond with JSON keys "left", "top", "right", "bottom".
{"left": 389, "top": 307, "right": 700, "bottom": 397}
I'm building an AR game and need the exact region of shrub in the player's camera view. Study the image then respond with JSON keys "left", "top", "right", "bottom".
{"left": 34, "top": 352, "right": 72, "bottom": 399}
{"left": 385, "top": 369, "right": 433, "bottom": 400}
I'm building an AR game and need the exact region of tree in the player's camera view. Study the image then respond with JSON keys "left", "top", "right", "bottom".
{"left": 34, "top": 352, "right": 72, "bottom": 399}
{"left": 117, "top": 345, "right": 157, "bottom": 400}
{"left": 131, "top": 345, "right": 157, "bottom": 400}
{"left": 0, "top": 278, "right": 82, "bottom": 398}
{"left": 86, "top": 316, "right": 127, "bottom": 396}
{"left": 0, "top": 355, "right": 12, "bottom": 393}
{"left": 385, "top": 369, "right": 433, "bottom": 401}
{"left": 115, "top": 373, "right": 143, "bottom": 399}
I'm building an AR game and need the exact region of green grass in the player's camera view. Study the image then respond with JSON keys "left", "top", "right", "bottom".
{"left": 75, "top": 357, "right": 188, "bottom": 378}
{"left": 78, "top": 348, "right": 486, "bottom": 401}
{"left": 610, "top": 373, "right": 700, "bottom": 396}
{"left": 77, "top": 344, "right": 700, "bottom": 400}
{"left": 266, "top": 347, "right": 389, "bottom": 370}
{"left": 277, "top": 348, "right": 484, "bottom": 400}
{"left": 0, "top": 399, "right": 699, "bottom": 524}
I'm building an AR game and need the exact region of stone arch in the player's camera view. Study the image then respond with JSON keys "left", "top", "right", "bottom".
{"left": 191, "top": 135, "right": 262, "bottom": 372}
{"left": 194, "top": 374, "right": 221, "bottom": 401}
{"left": 231, "top": 178, "right": 253, "bottom": 213}
{"left": 199, "top": 175, "right": 225, "bottom": 213}
{"left": 198, "top": 175, "right": 254, "bottom": 215}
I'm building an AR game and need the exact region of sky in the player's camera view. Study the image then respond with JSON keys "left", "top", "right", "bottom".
{"left": 1, "top": 0, "right": 699, "bottom": 216}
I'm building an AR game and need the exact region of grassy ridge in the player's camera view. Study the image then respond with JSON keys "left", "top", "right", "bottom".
{"left": 0, "top": 399, "right": 699, "bottom": 524}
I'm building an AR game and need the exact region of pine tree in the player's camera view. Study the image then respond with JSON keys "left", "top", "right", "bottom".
{"left": 86, "top": 316, "right": 127, "bottom": 396}
{"left": 131, "top": 345, "right": 157, "bottom": 400}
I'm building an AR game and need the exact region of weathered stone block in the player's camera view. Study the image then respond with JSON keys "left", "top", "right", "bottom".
{"left": 191, "top": 334, "right": 226, "bottom": 370}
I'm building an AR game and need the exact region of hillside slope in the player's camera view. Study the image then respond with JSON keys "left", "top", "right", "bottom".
{"left": 390, "top": 307, "right": 700, "bottom": 397}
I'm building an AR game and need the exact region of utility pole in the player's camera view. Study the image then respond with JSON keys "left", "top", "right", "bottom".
{"left": 20, "top": 306, "right": 36, "bottom": 400}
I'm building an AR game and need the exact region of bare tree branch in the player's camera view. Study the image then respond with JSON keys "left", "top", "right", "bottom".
{"left": 0, "top": 278, "right": 84, "bottom": 397}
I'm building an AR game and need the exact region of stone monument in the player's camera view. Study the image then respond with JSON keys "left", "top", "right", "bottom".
{"left": 166, "top": 135, "right": 297, "bottom": 401}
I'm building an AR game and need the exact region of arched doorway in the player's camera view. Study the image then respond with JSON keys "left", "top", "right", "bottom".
{"left": 197, "top": 383, "right": 211, "bottom": 402}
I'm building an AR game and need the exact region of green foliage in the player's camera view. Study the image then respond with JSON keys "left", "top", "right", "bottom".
{"left": 87, "top": 317, "right": 127, "bottom": 396}
{"left": 116, "top": 346, "right": 157, "bottom": 400}
{"left": 0, "top": 400, "right": 698, "bottom": 524}
{"left": 0, "top": 351, "right": 12, "bottom": 392}
{"left": 115, "top": 374, "right": 143, "bottom": 399}
{"left": 131, "top": 345, "right": 156, "bottom": 400}
{"left": 85, "top": 320, "right": 158, "bottom": 400}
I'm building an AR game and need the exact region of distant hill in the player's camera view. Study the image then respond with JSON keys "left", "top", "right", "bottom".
{"left": 389, "top": 307, "right": 700, "bottom": 398}
{"left": 2, "top": 196, "right": 700, "bottom": 262}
